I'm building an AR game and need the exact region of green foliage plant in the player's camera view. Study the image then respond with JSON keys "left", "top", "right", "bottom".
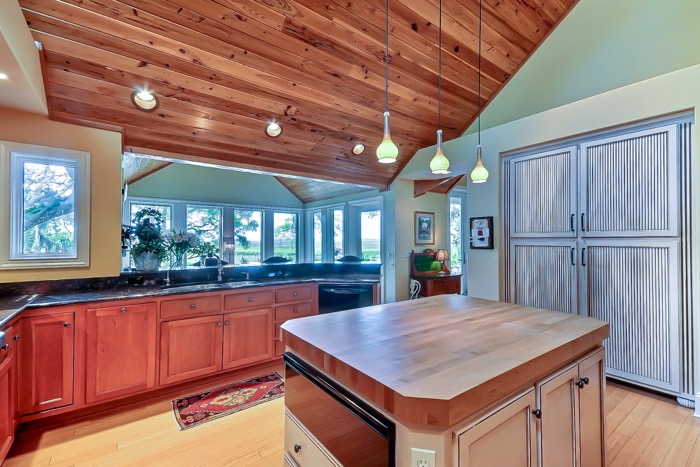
{"left": 131, "top": 208, "right": 167, "bottom": 261}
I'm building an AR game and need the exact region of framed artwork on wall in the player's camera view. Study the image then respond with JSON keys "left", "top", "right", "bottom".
{"left": 415, "top": 211, "right": 435, "bottom": 245}
{"left": 470, "top": 216, "right": 494, "bottom": 249}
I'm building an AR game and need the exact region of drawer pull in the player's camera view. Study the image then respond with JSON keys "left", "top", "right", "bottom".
{"left": 293, "top": 444, "right": 301, "bottom": 453}
{"left": 190, "top": 303, "right": 197, "bottom": 309}
{"left": 248, "top": 297, "right": 254, "bottom": 302}
{"left": 225, "top": 320, "right": 230, "bottom": 326}
{"left": 293, "top": 309, "right": 298, "bottom": 314}
{"left": 13, "top": 335, "right": 19, "bottom": 341}
{"left": 1, "top": 344, "right": 8, "bottom": 351}
{"left": 217, "top": 322, "right": 223, "bottom": 327}
{"left": 293, "top": 292, "right": 298, "bottom": 297}
{"left": 121, "top": 307, "right": 127, "bottom": 313}
{"left": 63, "top": 321, "right": 71, "bottom": 328}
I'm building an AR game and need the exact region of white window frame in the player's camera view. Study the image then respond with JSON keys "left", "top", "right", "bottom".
{"left": 0, "top": 142, "right": 90, "bottom": 269}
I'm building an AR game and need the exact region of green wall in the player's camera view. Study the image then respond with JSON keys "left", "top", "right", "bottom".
{"left": 130, "top": 163, "right": 303, "bottom": 208}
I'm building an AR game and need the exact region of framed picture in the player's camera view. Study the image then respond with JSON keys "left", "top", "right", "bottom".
{"left": 415, "top": 211, "right": 435, "bottom": 245}
{"left": 470, "top": 216, "right": 494, "bottom": 249}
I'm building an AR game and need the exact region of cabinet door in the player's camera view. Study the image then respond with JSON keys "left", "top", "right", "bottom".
{"left": 160, "top": 315, "right": 223, "bottom": 385}
{"left": 458, "top": 389, "right": 537, "bottom": 467}
{"left": 536, "top": 364, "right": 578, "bottom": 467}
{"left": 223, "top": 308, "right": 273, "bottom": 370}
{"left": 20, "top": 312, "right": 74, "bottom": 415}
{"left": 0, "top": 350, "right": 14, "bottom": 461}
{"left": 577, "top": 349, "right": 605, "bottom": 467}
{"left": 85, "top": 303, "right": 157, "bottom": 404}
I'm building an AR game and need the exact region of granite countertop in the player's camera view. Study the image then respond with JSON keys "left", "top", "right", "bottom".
{"left": 0, "top": 275, "right": 380, "bottom": 328}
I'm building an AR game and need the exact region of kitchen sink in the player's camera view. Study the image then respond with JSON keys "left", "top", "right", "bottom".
{"left": 162, "top": 280, "right": 261, "bottom": 291}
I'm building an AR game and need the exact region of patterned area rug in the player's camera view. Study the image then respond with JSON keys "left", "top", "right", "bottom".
{"left": 172, "top": 372, "right": 284, "bottom": 430}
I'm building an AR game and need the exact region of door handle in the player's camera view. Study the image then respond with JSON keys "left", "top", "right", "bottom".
{"left": 570, "top": 214, "right": 575, "bottom": 232}
{"left": 581, "top": 213, "right": 586, "bottom": 231}
{"left": 570, "top": 247, "right": 575, "bottom": 266}
{"left": 581, "top": 247, "right": 587, "bottom": 266}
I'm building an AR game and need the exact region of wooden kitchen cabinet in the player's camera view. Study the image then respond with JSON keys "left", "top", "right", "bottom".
{"left": 458, "top": 389, "right": 537, "bottom": 466}
{"left": 160, "top": 315, "right": 223, "bottom": 385}
{"left": 0, "top": 325, "right": 18, "bottom": 463}
{"left": 223, "top": 308, "right": 273, "bottom": 370}
{"left": 411, "top": 274, "right": 461, "bottom": 297}
{"left": 20, "top": 311, "right": 75, "bottom": 415}
{"left": 85, "top": 302, "right": 157, "bottom": 404}
{"left": 535, "top": 348, "right": 605, "bottom": 467}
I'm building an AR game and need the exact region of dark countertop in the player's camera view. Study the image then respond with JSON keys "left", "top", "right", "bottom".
{"left": 0, "top": 275, "right": 380, "bottom": 328}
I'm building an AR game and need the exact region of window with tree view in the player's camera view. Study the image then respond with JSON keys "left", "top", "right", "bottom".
{"left": 187, "top": 206, "right": 221, "bottom": 266}
{"left": 234, "top": 210, "right": 261, "bottom": 265}
{"left": 360, "top": 210, "right": 381, "bottom": 262}
{"left": 313, "top": 211, "right": 322, "bottom": 262}
{"left": 273, "top": 212, "right": 297, "bottom": 262}
{"left": 20, "top": 159, "right": 76, "bottom": 256}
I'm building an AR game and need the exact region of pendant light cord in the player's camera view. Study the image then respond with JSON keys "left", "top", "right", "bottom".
{"left": 438, "top": 0, "right": 442, "bottom": 131}
{"left": 385, "top": 0, "right": 390, "bottom": 113}
{"left": 477, "top": 0, "right": 482, "bottom": 146}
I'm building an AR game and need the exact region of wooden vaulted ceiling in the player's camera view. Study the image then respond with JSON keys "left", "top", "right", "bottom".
{"left": 20, "top": 0, "right": 577, "bottom": 202}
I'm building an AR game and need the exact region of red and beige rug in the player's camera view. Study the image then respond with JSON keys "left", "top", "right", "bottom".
{"left": 172, "top": 372, "right": 285, "bottom": 430}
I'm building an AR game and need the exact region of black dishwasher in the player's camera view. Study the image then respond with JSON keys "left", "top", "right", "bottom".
{"left": 318, "top": 283, "right": 375, "bottom": 314}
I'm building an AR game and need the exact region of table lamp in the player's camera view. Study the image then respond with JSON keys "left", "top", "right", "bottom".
{"left": 436, "top": 249, "right": 449, "bottom": 275}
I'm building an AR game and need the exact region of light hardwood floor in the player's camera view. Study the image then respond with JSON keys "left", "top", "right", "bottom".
{"left": 6, "top": 380, "right": 700, "bottom": 466}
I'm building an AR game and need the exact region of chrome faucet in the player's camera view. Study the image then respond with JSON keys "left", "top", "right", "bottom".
{"left": 214, "top": 254, "right": 224, "bottom": 282}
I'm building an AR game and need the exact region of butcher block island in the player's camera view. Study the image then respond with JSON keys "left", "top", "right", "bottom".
{"left": 280, "top": 295, "right": 610, "bottom": 467}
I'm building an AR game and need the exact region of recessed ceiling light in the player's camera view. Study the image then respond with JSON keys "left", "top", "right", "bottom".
{"left": 352, "top": 143, "right": 365, "bottom": 155}
{"left": 130, "top": 89, "right": 158, "bottom": 112}
{"left": 265, "top": 122, "right": 282, "bottom": 138}
{"left": 0, "top": 73, "right": 9, "bottom": 80}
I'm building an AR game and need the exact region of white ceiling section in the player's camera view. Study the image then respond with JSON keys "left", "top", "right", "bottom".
{"left": 0, "top": 0, "right": 47, "bottom": 115}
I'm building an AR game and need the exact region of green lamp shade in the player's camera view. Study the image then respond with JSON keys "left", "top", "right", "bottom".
{"left": 430, "top": 129, "right": 451, "bottom": 174}
{"left": 471, "top": 144, "right": 489, "bottom": 184}
{"left": 376, "top": 111, "right": 398, "bottom": 163}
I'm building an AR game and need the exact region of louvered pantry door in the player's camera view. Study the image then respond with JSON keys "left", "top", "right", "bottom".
{"left": 579, "top": 124, "right": 679, "bottom": 238}
{"left": 579, "top": 239, "right": 680, "bottom": 393}
{"left": 510, "top": 239, "right": 578, "bottom": 314}
{"left": 509, "top": 146, "right": 578, "bottom": 238}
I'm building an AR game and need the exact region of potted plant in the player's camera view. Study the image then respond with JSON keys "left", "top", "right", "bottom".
{"left": 191, "top": 241, "right": 219, "bottom": 267}
{"left": 130, "top": 208, "right": 167, "bottom": 271}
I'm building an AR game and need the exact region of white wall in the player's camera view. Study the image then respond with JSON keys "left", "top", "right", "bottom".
{"left": 130, "top": 163, "right": 303, "bottom": 208}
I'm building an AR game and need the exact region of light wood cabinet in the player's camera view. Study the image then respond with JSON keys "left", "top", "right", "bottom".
{"left": 458, "top": 389, "right": 537, "bottom": 467}
{"left": 20, "top": 312, "right": 74, "bottom": 415}
{"left": 535, "top": 348, "right": 605, "bottom": 467}
{"left": 0, "top": 325, "right": 18, "bottom": 463}
{"left": 160, "top": 315, "right": 224, "bottom": 385}
{"left": 85, "top": 303, "right": 157, "bottom": 404}
{"left": 223, "top": 308, "right": 273, "bottom": 370}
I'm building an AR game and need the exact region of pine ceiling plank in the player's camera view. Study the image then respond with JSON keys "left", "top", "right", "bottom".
{"left": 275, "top": 176, "right": 373, "bottom": 204}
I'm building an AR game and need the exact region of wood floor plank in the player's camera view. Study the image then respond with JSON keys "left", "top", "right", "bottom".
{"left": 7, "top": 379, "right": 700, "bottom": 466}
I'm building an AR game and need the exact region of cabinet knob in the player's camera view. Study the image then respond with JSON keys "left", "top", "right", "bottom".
{"left": 292, "top": 309, "right": 298, "bottom": 314}
{"left": 63, "top": 321, "right": 70, "bottom": 328}
{"left": 217, "top": 322, "right": 223, "bottom": 327}
{"left": 225, "top": 321, "right": 230, "bottom": 326}
{"left": 1, "top": 344, "right": 8, "bottom": 351}
{"left": 121, "top": 307, "right": 127, "bottom": 313}
{"left": 293, "top": 444, "right": 301, "bottom": 453}
{"left": 248, "top": 297, "right": 254, "bottom": 302}
{"left": 293, "top": 292, "right": 298, "bottom": 297}
{"left": 531, "top": 409, "right": 542, "bottom": 419}
{"left": 190, "top": 303, "right": 196, "bottom": 309}
{"left": 12, "top": 335, "right": 19, "bottom": 341}
{"left": 581, "top": 377, "right": 590, "bottom": 386}
{"left": 575, "top": 380, "right": 585, "bottom": 389}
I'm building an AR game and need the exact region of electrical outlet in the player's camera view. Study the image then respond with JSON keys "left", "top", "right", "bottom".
{"left": 388, "top": 251, "right": 395, "bottom": 259}
{"left": 410, "top": 448, "right": 436, "bottom": 467}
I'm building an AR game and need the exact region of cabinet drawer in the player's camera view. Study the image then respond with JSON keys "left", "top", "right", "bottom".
{"left": 275, "top": 302, "right": 314, "bottom": 321}
{"left": 276, "top": 284, "right": 313, "bottom": 303}
{"left": 90, "top": 302, "right": 155, "bottom": 316}
{"left": 285, "top": 412, "right": 339, "bottom": 467}
{"left": 161, "top": 295, "right": 221, "bottom": 320}
{"left": 224, "top": 289, "right": 273, "bottom": 310}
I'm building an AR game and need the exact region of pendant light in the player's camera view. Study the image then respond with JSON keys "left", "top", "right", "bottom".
{"left": 470, "top": 0, "right": 489, "bottom": 183}
{"left": 430, "top": 0, "right": 451, "bottom": 175}
{"left": 376, "top": 0, "right": 398, "bottom": 164}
